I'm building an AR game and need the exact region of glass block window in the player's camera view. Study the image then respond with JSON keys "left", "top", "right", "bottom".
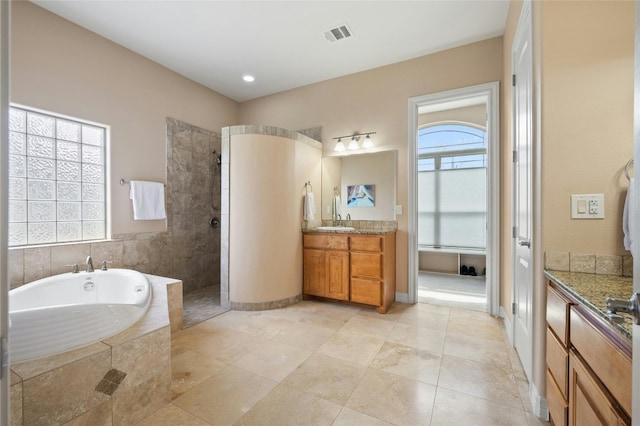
{"left": 8, "top": 106, "right": 107, "bottom": 246}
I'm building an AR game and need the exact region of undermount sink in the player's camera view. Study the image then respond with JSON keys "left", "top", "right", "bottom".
{"left": 315, "top": 226, "right": 356, "bottom": 232}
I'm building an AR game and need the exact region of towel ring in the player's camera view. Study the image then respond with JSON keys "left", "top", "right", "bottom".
{"left": 625, "top": 158, "right": 634, "bottom": 181}
{"left": 305, "top": 181, "right": 313, "bottom": 193}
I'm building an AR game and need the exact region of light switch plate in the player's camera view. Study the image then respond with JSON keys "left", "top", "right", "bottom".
{"left": 571, "top": 194, "right": 604, "bottom": 219}
{"left": 395, "top": 205, "right": 403, "bottom": 215}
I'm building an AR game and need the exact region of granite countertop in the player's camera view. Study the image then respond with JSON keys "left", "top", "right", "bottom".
{"left": 303, "top": 228, "right": 396, "bottom": 235}
{"left": 544, "top": 269, "right": 633, "bottom": 341}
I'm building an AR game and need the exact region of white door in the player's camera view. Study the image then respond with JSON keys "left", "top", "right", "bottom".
{"left": 0, "top": 1, "right": 10, "bottom": 425}
{"left": 512, "top": 1, "right": 534, "bottom": 380}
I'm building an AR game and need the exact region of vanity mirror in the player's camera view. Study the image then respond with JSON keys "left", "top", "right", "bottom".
{"left": 321, "top": 150, "right": 397, "bottom": 221}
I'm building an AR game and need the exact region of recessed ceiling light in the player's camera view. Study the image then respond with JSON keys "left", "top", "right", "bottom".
{"left": 243, "top": 75, "right": 255, "bottom": 82}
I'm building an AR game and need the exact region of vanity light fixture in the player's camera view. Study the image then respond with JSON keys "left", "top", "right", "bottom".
{"left": 333, "top": 132, "right": 376, "bottom": 152}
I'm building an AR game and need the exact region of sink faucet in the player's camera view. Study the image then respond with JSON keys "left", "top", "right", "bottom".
{"left": 336, "top": 214, "right": 344, "bottom": 227}
{"left": 86, "top": 256, "right": 94, "bottom": 273}
{"left": 346, "top": 213, "right": 351, "bottom": 221}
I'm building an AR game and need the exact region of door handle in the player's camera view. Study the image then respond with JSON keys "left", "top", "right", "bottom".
{"left": 518, "top": 240, "right": 530, "bottom": 248}
{"left": 606, "top": 293, "right": 640, "bottom": 325}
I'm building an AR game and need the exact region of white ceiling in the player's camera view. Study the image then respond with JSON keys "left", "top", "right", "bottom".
{"left": 32, "top": 1, "right": 510, "bottom": 103}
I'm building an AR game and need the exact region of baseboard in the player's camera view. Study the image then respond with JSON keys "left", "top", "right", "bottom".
{"left": 529, "top": 381, "right": 549, "bottom": 421}
{"left": 499, "top": 305, "right": 514, "bottom": 345}
{"left": 395, "top": 292, "right": 410, "bottom": 303}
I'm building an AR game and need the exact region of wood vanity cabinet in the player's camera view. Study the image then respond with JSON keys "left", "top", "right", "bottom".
{"left": 303, "top": 232, "right": 396, "bottom": 313}
{"left": 546, "top": 281, "right": 631, "bottom": 426}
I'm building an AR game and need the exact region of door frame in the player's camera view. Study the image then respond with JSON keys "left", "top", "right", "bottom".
{"left": 408, "top": 81, "right": 500, "bottom": 316}
{"left": 632, "top": 0, "right": 639, "bottom": 421}
{"left": 0, "top": 1, "right": 10, "bottom": 424}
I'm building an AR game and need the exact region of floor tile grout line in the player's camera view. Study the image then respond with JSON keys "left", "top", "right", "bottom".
{"left": 168, "top": 300, "right": 537, "bottom": 426}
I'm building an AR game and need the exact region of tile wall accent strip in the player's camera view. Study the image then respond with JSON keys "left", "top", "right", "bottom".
{"left": 229, "top": 294, "right": 303, "bottom": 311}
{"left": 227, "top": 125, "right": 323, "bottom": 149}
{"left": 545, "top": 251, "right": 633, "bottom": 277}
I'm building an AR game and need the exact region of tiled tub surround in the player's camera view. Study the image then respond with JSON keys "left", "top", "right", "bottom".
{"left": 545, "top": 251, "right": 633, "bottom": 277}
{"left": 9, "top": 275, "right": 181, "bottom": 426}
{"left": 9, "top": 118, "right": 221, "bottom": 298}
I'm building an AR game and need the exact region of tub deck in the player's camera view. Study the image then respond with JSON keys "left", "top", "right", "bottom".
{"left": 9, "top": 274, "right": 182, "bottom": 426}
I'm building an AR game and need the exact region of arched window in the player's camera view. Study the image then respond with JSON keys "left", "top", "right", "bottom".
{"left": 418, "top": 123, "right": 486, "bottom": 171}
{"left": 417, "top": 123, "right": 487, "bottom": 249}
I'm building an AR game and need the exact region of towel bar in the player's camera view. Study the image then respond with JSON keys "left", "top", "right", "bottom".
{"left": 120, "top": 178, "right": 166, "bottom": 187}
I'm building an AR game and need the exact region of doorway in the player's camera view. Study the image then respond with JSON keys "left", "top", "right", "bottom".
{"left": 408, "top": 82, "right": 500, "bottom": 316}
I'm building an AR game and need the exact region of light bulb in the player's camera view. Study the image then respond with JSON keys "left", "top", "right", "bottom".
{"left": 362, "top": 134, "right": 374, "bottom": 148}
{"left": 348, "top": 137, "right": 359, "bottom": 150}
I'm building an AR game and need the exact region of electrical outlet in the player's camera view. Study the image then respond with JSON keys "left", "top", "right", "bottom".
{"left": 571, "top": 194, "right": 604, "bottom": 219}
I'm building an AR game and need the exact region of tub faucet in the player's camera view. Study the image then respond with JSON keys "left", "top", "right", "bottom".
{"left": 86, "top": 256, "right": 94, "bottom": 273}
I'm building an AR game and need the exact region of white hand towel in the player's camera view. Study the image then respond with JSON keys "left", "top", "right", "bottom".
{"left": 130, "top": 180, "right": 166, "bottom": 220}
{"left": 623, "top": 178, "right": 635, "bottom": 251}
{"left": 304, "top": 192, "right": 316, "bottom": 221}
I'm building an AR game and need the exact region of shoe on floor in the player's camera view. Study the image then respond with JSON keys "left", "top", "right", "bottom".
{"left": 460, "top": 265, "right": 469, "bottom": 275}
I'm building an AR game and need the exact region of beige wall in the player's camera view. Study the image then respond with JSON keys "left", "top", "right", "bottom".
{"left": 239, "top": 37, "right": 505, "bottom": 294}
{"left": 228, "top": 134, "right": 321, "bottom": 303}
{"left": 541, "top": 0, "right": 634, "bottom": 256}
{"left": 10, "top": 1, "right": 239, "bottom": 235}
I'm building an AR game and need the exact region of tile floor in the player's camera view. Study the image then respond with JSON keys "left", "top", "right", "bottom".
{"left": 139, "top": 300, "right": 550, "bottom": 426}
{"left": 183, "top": 285, "right": 229, "bottom": 327}
{"left": 418, "top": 271, "right": 487, "bottom": 312}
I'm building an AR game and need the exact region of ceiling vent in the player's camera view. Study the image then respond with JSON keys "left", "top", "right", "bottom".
{"left": 324, "top": 24, "right": 353, "bottom": 43}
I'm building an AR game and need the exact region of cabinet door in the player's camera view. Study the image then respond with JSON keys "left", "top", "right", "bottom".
{"left": 569, "top": 351, "right": 628, "bottom": 426}
{"left": 303, "top": 249, "right": 325, "bottom": 297}
{"left": 325, "top": 250, "right": 349, "bottom": 300}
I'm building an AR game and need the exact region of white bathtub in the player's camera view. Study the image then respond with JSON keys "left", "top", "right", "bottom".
{"left": 9, "top": 268, "right": 152, "bottom": 363}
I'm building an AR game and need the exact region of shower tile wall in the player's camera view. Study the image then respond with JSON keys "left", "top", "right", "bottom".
{"left": 8, "top": 118, "right": 221, "bottom": 296}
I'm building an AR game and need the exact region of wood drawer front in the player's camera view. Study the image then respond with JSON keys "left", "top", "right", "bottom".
{"left": 350, "top": 235, "right": 383, "bottom": 252}
{"left": 350, "top": 253, "right": 382, "bottom": 278}
{"left": 547, "top": 327, "right": 568, "bottom": 399}
{"left": 547, "top": 285, "right": 571, "bottom": 346}
{"left": 570, "top": 307, "right": 632, "bottom": 417}
{"left": 351, "top": 278, "right": 381, "bottom": 306}
{"left": 303, "top": 234, "right": 348, "bottom": 250}
{"left": 569, "top": 350, "right": 629, "bottom": 426}
{"left": 546, "top": 369, "right": 568, "bottom": 426}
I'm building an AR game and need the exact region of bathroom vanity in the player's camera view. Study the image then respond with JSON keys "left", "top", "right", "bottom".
{"left": 545, "top": 270, "right": 632, "bottom": 426}
{"left": 302, "top": 230, "right": 396, "bottom": 313}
